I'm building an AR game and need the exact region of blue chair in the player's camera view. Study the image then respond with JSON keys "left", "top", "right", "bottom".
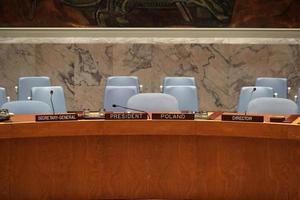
{"left": 162, "top": 77, "right": 196, "bottom": 92}
{"left": 106, "top": 76, "right": 141, "bottom": 92}
{"left": 247, "top": 97, "right": 298, "bottom": 115}
{"left": 31, "top": 86, "right": 67, "bottom": 113}
{"left": 104, "top": 86, "right": 138, "bottom": 112}
{"left": 1, "top": 100, "right": 52, "bottom": 114}
{"left": 163, "top": 77, "right": 196, "bottom": 86}
{"left": 164, "top": 86, "right": 199, "bottom": 112}
{"left": 0, "top": 87, "right": 7, "bottom": 106}
{"left": 237, "top": 86, "right": 274, "bottom": 113}
{"left": 127, "top": 93, "right": 179, "bottom": 112}
{"left": 255, "top": 77, "right": 288, "bottom": 98}
{"left": 17, "top": 76, "right": 51, "bottom": 100}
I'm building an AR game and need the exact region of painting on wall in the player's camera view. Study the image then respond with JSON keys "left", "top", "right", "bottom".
{"left": 0, "top": 0, "right": 299, "bottom": 27}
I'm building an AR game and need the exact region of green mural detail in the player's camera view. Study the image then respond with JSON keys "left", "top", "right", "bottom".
{"left": 1, "top": 0, "right": 299, "bottom": 28}
{"left": 61, "top": 0, "right": 234, "bottom": 27}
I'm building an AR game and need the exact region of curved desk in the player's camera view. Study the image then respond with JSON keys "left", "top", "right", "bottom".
{"left": 0, "top": 115, "right": 299, "bottom": 199}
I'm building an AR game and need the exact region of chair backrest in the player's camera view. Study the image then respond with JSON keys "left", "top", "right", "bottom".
{"left": 18, "top": 76, "right": 51, "bottom": 100}
{"left": 297, "top": 88, "right": 300, "bottom": 114}
{"left": 0, "top": 87, "right": 7, "bottom": 106}
{"left": 1, "top": 100, "right": 52, "bottom": 114}
{"left": 247, "top": 97, "right": 298, "bottom": 115}
{"left": 127, "top": 93, "right": 179, "bottom": 112}
{"left": 164, "top": 86, "right": 199, "bottom": 112}
{"left": 255, "top": 77, "right": 288, "bottom": 98}
{"left": 237, "top": 86, "right": 274, "bottom": 113}
{"left": 106, "top": 76, "right": 139, "bottom": 90}
{"left": 104, "top": 86, "right": 138, "bottom": 112}
{"left": 31, "top": 86, "right": 67, "bottom": 113}
{"left": 163, "top": 77, "right": 196, "bottom": 87}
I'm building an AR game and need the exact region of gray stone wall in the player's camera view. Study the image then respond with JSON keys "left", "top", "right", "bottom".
{"left": 0, "top": 38, "right": 299, "bottom": 111}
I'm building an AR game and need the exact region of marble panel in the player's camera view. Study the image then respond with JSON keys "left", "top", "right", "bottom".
{"left": 68, "top": 44, "right": 113, "bottom": 110}
{"left": 0, "top": 44, "right": 36, "bottom": 100}
{"left": 230, "top": 44, "right": 300, "bottom": 102}
{"left": 152, "top": 44, "right": 231, "bottom": 111}
{"left": 0, "top": 40, "right": 299, "bottom": 112}
{"left": 35, "top": 44, "right": 76, "bottom": 111}
{"left": 112, "top": 44, "right": 153, "bottom": 93}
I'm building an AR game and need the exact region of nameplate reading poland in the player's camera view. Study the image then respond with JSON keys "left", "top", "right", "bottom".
{"left": 152, "top": 113, "right": 194, "bottom": 120}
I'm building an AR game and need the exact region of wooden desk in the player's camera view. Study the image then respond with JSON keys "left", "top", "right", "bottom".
{"left": 0, "top": 116, "right": 299, "bottom": 199}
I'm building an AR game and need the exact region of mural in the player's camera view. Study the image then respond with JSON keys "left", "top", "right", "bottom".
{"left": 62, "top": 0, "right": 234, "bottom": 27}
{"left": 0, "top": 0, "right": 299, "bottom": 27}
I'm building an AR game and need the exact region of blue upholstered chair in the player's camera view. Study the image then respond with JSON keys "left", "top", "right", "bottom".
{"left": 247, "top": 97, "right": 298, "bottom": 115}
{"left": 17, "top": 76, "right": 51, "bottom": 100}
{"left": 104, "top": 86, "right": 139, "bottom": 112}
{"left": 255, "top": 77, "right": 288, "bottom": 98}
{"left": 106, "top": 76, "right": 141, "bottom": 92}
{"left": 163, "top": 76, "right": 196, "bottom": 86}
{"left": 31, "top": 86, "right": 67, "bottom": 113}
{"left": 0, "top": 87, "right": 7, "bottom": 107}
{"left": 127, "top": 93, "right": 179, "bottom": 112}
{"left": 164, "top": 86, "right": 199, "bottom": 112}
{"left": 1, "top": 100, "right": 52, "bottom": 114}
{"left": 237, "top": 86, "right": 274, "bottom": 113}
{"left": 161, "top": 77, "right": 196, "bottom": 92}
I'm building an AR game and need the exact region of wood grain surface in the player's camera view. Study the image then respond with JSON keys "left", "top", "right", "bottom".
{"left": 0, "top": 117, "right": 299, "bottom": 199}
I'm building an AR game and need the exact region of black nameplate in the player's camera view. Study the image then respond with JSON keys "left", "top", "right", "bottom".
{"left": 221, "top": 114, "right": 264, "bottom": 122}
{"left": 36, "top": 113, "right": 78, "bottom": 122}
{"left": 105, "top": 113, "right": 148, "bottom": 120}
{"left": 152, "top": 113, "right": 195, "bottom": 120}
{"left": 270, "top": 116, "right": 286, "bottom": 123}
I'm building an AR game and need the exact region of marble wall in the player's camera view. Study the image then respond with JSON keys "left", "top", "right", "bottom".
{"left": 0, "top": 39, "right": 299, "bottom": 111}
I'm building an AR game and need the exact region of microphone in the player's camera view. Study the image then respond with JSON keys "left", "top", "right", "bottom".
{"left": 112, "top": 104, "right": 150, "bottom": 119}
{"left": 245, "top": 87, "right": 256, "bottom": 115}
{"left": 50, "top": 90, "right": 55, "bottom": 114}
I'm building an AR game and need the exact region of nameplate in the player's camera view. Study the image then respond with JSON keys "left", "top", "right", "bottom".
{"left": 269, "top": 115, "right": 300, "bottom": 123}
{"left": 105, "top": 113, "right": 148, "bottom": 120}
{"left": 221, "top": 114, "right": 264, "bottom": 122}
{"left": 36, "top": 113, "right": 78, "bottom": 122}
{"left": 269, "top": 116, "right": 286, "bottom": 123}
{"left": 152, "top": 113, "right": 195, "bottom": 120}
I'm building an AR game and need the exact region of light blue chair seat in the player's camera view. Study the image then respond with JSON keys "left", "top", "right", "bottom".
{"left": 237, "top": 86, "right": 274, "bottom": 113}
{"left": 18, "top": 76, "right": 51, "bottom": 100}
{"left": 104, "top": 86, "right": 138, "bottom": 112}
{"left": 247, "top": 97, "right": 298, "bottom": 115}
{"left": 164, "top": 86, "right": 199, "bottom": 112}
{"left": 0, "top": 87, "right": 7, "bottom": 106}
{"left": 1, "top": 100, "right": 52, "bottom": 114}
{"left": 255, "top": 77, "right": 288, "bottom": 98}
{"left": 31, "top": 86, "right": 67, "bottom": 113}
{"left": 127, "top": 93, "right": 179, "bottom": 112}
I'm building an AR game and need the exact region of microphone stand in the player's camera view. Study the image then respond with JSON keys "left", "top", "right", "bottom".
{"left": 50, "top": 90, "right": 55, "bottom": 115}
{"left": 112, "top": 104, "right": 151, "bottom": 119}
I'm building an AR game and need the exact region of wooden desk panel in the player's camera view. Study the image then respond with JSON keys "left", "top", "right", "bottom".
{"left": 0, "top": 117, "right": 299, "bottom": 199}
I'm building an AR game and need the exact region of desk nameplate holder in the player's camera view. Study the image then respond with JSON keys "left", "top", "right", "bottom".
{"left": 152, "top": 113, "right": 195, "bottom": 120}
{"left": 36, "top": 113, "right": 78, "bottom": 122}
{"left": 105, "top": 112, "right": 148, "bottom": 120}
{"left": 269, "top": 115, "right": 300, "bottom": 123}
{"left": 221, "top": 113, "right": 264, "bottom": 122}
